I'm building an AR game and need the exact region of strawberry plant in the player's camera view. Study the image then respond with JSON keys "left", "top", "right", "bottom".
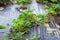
{"left": 0, "top": 25, "right": 5, "bottom": 29}
{"left": 17, "top": 0, "right": 32, "bottom": 4}
{"left": 36, "top": 0, "right": 60, "bottom": 4}
{"left": 17, "top": 0, "right": 32, "bottom": 10}
{"left": 50, "top": 0, "right": 59, "bottom": 3}
{"left": 36, "top": 0, "right": 48, "bottom": 4}
{"left": 45, "top": 3, "right": 60, "bottom": 25}
{"left": 7, "top": 10, "right": 49, "bottom": 40}
{"left": 45, "top": 4, "right": 60, "bottom": 16}
{"left": 7, "top": 32, "right": 25, "bottom": 40}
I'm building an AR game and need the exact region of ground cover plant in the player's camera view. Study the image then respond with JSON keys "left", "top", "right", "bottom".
{"left": 17, "top": 0, "right": 32, "bottom": 10}
{"left": 45, "top": 2, "right": 60, "bottom": 25}
{"left": 36, "top": 0, "right": 60, "bottom": 4}
{"left": 7, "top": 10, "right": 50, "bottom": 40}
{"left": 17, "top": 0, "right": 32, "bottom": 4}
{"left": 0, "top": 25, "right": 5, "bottom": 29}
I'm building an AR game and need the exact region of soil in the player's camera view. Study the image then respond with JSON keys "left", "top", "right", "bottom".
{"left": 48, "top": 13, "right": 55, "bottom": 16}
{"left": 0, "top": 4, "right": 5, "bottom": 7}
{"left": 15, "top": 6, "right": 27, "bottom": 11}
{"left": 20, "top": 6, "right": 27, "bottom": 10}
{"left": 48, "top": 0, "right": 58, "bottom": 4}
{"left": 0, "top": 4, "right": 5, "bottom": 10}
{"left": 22, "top": 2, "right": 28, "bottom": 4}
{"left": 45, "top": 19, "right": 50, "bottom": 23}
{"left": 0, "top": 3, "right": 9, "bottom": 10}
{"left": 54, "top": 14, "right": 60, "bottom": 25}
{"left": 36, "top": 0, "right": 58, "bottom": 4}
{"left": 36, "top": 0, "right": 40, "bottom": 3}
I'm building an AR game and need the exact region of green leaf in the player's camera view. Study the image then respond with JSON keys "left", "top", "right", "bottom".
{"left": 0, "top": 25, "right": 5, "bottom": 29}
{"left": 51, "top": 0, "right": 58, "bottom": 2}
{"left": 17, "top": 0, "right": 32, "bottom": 4}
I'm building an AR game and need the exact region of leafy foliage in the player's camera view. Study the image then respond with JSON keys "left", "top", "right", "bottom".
{"left": 12, "top": 10, "right": 49, "bottom": 30}
{"left": 17, "top": 0, "right": 32, "bottom": 4}
{"left": 45, "top": 4, "right": 60, "bottom": 16}
{"left": 8, "top": 10, "right": 49, "bottom": 40}
{"left": 50, "top": 0, "right": 58, "bottom": 2}
{"left": 7, "top": 32, "right": 24, "bottom": 40}
{"left": 36, "top": 0, "right": 60, "bottom": 16}
{"left": 0, "top": 25, "right": 5, "bottom": 29}
{"left": 36, "top": 0, "right": 60, "bottom": 4}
